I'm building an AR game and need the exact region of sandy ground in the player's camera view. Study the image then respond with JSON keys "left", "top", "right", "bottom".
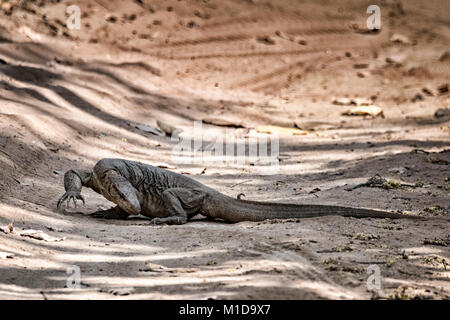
{"left": 0, "top": 0, "right": 449, "bottom": 299}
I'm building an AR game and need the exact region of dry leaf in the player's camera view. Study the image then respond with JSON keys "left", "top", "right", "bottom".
{"left": 352, "top": 98, "right": 373, "bottom": 106}
{"left": 0, "top": 223, "right": 14, "bottom": 234}
{"left": 434, "top": 108, "right": 450, "bottom": 118}
{"left": 295, "top": 121, "right": 337, "bottom": 131}
{"left": 132, "top": 122, "right": 165, "bottom": 136}
{"left": 0, "top": 252, "right": 14, "bottom": 259}
{"left": 386, "top": 54, "right": 406, "bottom": 65}
{"left": 332, "top": 97, "right": 353, "bottom": 105}
{"left": 342, "top": 105, "right": 384, "bottom": 117}
{"left": 390, "top": 33, "right": 411, "bottom": 44}
{"left": 256, "top": 125, "right": 308, "bottom": 135}
{"left": 202, "top": 117, "right": 245, "bottom": 128}
{"left": 332, "top": 97, "right": 373, "bottom": 106}
{"left": 156, "top": 120, "right": 183, "bottom": 137}
{"left": 156, "top": 163, "right": 176, "bottom": 169}
{"left": 100, "top": 287, "right": 135, "bottom": 296}
{"left": 19, "top": 229, "right": 65, "bottom": 242}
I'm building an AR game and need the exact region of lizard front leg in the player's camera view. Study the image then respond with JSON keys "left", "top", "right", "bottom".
{"left": 57, "top": 170, "right": 86, "bottom": 209}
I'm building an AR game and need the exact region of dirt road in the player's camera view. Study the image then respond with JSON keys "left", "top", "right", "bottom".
{"left": 0, "top": 0, "right": 449, "bottom": 299}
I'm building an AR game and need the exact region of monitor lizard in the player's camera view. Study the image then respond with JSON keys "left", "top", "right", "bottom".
{"left": 56, "top": 158, "right": 429, "bottom": 225}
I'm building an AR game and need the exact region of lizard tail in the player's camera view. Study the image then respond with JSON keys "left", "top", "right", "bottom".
{"left": 208, "top": 195, "right": 424, "bottom": 222}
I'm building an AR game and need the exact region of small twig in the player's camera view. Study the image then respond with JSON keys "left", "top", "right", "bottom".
{"left": 411, "top": 148, "right": 429, "bottom": 154}
{"left": 230, "top": 180, "right": 252, "bottom": 188}
{"left": 350, "top": 261, "right": 386, "bottom": 265}
{"left": 399, "top": 183, "right": 418, "bottom": 188}
{"left": 345, "top": 182, "right": 370, "bottom": 191}
{"left": 94, "top": 0, "right": 110, "bottom": 10}
{"left": 40, "top": 291, "right": 48, "bottom": 300}
{"left": 346, "top": 173, "right": 386, "bottom": 191}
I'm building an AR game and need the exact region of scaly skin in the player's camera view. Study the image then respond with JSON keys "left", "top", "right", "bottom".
{"left": 57, "top": 158, "right": 426, "bottom": 225}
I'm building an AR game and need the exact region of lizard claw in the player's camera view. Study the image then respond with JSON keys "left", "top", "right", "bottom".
{"left": 149, "top": 217, "right": 186, "bottom": 225}
{"left": 150, "top": 217, "right": 162, "bottom": 225}
{"left": 57, "top": 191, "right": 85, "bottom": 210}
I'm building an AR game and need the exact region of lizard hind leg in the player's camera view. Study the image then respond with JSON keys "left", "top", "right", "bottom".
{"left": 150, "top": 188, "right": 206, "bottom": 225}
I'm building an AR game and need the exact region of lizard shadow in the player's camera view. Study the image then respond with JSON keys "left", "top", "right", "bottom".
{"left": 57, "top": 210, "right": 234, "bottom": 226}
